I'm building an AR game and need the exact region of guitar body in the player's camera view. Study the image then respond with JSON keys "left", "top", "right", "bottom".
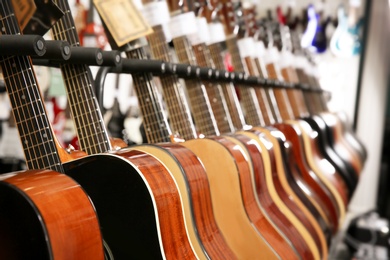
{"left": 247, "top": 127, "right": 328, "bottom": 259}
{"left": 63, "top": 150, "right": 197, "bottom": 260}
{"left": 297, "top": 120, "right": 349, "bottom": 214}
{"left": 237, "top": 130, "right": 317, "bottom": 260}
{"left": 129, "top": 143, "right": 236, "bottom": 259}
{"left": 0, "top": 169, "right": 104, "bottom": 260}
{"left": 216, "top": 135, "right": 300, "bottom": 259}
{"left": 303, "top": 116, "right": 358, "bottom": 194}
{"left": 274, "top": 122, "right": 341, "bottom": 234}
{"left": 181, "top": 138, "right": 279, "bottom": 259}
{"left": 335, "top": 111, "right": 367, "bottom": 162}
{"left": 319, "top": 112, "right": 364, "bottom": 174}
{"left": 223, "top": 134, "right": 301, "bottom": 259}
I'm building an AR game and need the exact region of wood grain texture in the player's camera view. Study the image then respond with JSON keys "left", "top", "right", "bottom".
{"left": 298, "top": 120, "right": 348, "bottom": 225}
{"left": 223, "top": 135, "right": 300, "bottom": 260}
{"left": 182, "top": 138, "right": 279, "bottom": 259}
{"left": 132, "top": 144, "right": 237, "bottom": 259}
{"left": 256, "top": 127, "right": 328, "bottom": 259}
{"left": 274, "top": 122, "right": 341, "bottom": 234}
{"left": 112, "top": 149, "right": 197, "bottom": 259}
{"left": 0, "top": 170, "right": 104, "bottom": 260}
{"left": 238, "top": 130, "right": 316, "bottom": 260}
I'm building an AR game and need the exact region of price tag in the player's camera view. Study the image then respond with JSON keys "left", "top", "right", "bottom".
{"left": 11, "top": 0, "right": 36, "bottom": 30}
{"left": 207, "top": 22, "right": 226, "bottom": 45}
{"left": 169, "top": 12, "right": 197, "bottom": 39}
{"left": 141, "top": 1, "right": 170, "bottom": 27}
{"left": 188, "top": 17, "right": 210, "bottom": 45}
{"left": 237, "top": 37, "right": 255, "bottom": 58}
{"left": 94, "top": 0, "right": 153, "bottom": 47}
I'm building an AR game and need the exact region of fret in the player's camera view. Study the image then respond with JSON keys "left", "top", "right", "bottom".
{"left": 192, "top": 43, "right": 234, "bottom": 134}
{"left": 50, "top": 0, "right": 112, "bottom": 155}
{"left": 225, "top": 36, "right": 264, "bottom": 126}
{"left": 126, "top": 47, "right": 172, "bottom": 143}
{"left": 172, "top": 36, "right": 219, "bottom": 136}
{"left": 280, "top": 67, "right": 304, "bottom": 118}
{"left": 208, "top": 42, "right": 246, "bottom": 130}
{"left": 147, "top": 24, "right": 197, "bottom": 141}
{"left": 0, "top": 1, "right": 64, "bottom": 172}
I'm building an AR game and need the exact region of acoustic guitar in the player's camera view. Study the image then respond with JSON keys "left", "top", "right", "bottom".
{"left": 136, "top": 4, "right": 239, "bottom": 257}
{"left": 217, "top": 1, "right": 329, "bottom": 258}
{"left": 207, "top": 1, "right": 322, "bottom": 258}
{"left": 10, "top": 0, "right": 198, "bottom": 259}
{"left": 0, "top": 1, "right": 104, "bottom": 258}
{"left": 162, "top": 0, "right": 290, "bottom": 258}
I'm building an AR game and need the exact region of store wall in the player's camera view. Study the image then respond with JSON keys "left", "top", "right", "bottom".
{"left": 348, "top": 0, "right": 390, "bottom": 216}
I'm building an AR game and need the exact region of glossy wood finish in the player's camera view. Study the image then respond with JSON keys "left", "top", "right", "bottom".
{"left": 253, "top": 127, "right": 328, "bottom": 258}
{"left": 182, "top": 138, "right": 279, "bottom": 259}
{"left": 237, "top": 130, "right": 316, "bottom": 260}
{"left": 133, "top": 144, "right": 237, "bottom": 259}
{"left": 274, "top": 123, "right": 341, "bottom": 234}
{"left": 65, "top": 151, "right": 197, "bottom": 259}
{"left": 0, "top": 169, "right": 104, "bottom": 260}
{"left": 223, "top": 135, "right": 300, "bottom": 260}
{"left": 297, "top": 120, "right": 349, "bottom": 220}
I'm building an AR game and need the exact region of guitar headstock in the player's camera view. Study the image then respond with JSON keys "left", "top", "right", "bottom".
{"left": 166, "top": 0, "right": 190, "bottom": 14}
{"left": 215, "top": 0, "right": 238, "bottom": 36}
{"left": 241, "top": 2, "right": 257, "bottom": 38}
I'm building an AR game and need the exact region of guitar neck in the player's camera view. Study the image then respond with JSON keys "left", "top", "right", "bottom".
{"left": 191, "top": 42, "right": 235, "bottom": 134}
{"left": 208, "top": 42, "right": 246, "bottom": 130}
{"left": 225, "top": 36, "right": 264, "bottom": 127}
{"left": 51, "top": 0, "right": 112, "bottom": 154}
{"left": 0, "top": 1, "right": 64, "bottom": 173}
{"left": 264, "top": 61, "right": 295, "bottom": 122}
{"left": 243, "top": 55, "right": 276, "bottom": 126}
{"left": 172, "top": 36, "right": 219, "bottom": 136}
{"left": 125, "top": 46, "right": 172, "bottom": 144}
{"left": 280, "top": 66, "right": 310, "bottom": 118}
{"left": 146, "top": 24, "right": 197, "bottom": 141}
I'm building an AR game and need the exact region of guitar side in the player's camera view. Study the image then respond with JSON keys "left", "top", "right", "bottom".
{"left": 0, "top": 169, "right": 104, "bottom": 260}
{"left": 63, "top": 150, "right": 197, "bottom": 260}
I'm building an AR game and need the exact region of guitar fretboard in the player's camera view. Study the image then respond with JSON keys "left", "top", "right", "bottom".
{"left": 147, "top": 25, "right": 197, "bottom": 141}
{"left": 192, "top": 43, "right": 234, "bottom": 134}
{"left": 208, "top": 42, "right": 246, "bottom": 130}
{"left": 225, "top": 36, "right": 263, "bottom": 127}
{"left": 51, "top": 0, "right": 112, "bottom": 155}
{"left": 172, "top": 36, "right": 219, "bottom": 136}
{"left": 126, "top": 47, "right": 172, "bottom": 144}
{"left": 0, "top": 1, "right": 63, "bottom": 173}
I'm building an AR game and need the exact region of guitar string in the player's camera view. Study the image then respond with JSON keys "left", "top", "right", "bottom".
{"left": 148, "top": 25, "right": 197, "bottom": 140}
{"left": 208, "top": 41, "right": 245, "bottom": 130}
{"left": 173, "top": 35, "right": 219, "bottom": 136}
{"left": 0, "top": 1, "right": 63, "bottom": 172}
{"left": 192, "top": 42, "right": 235, "bottom": 134}
{"left": 149, "top": 30, "right": 195, "bottom": 139}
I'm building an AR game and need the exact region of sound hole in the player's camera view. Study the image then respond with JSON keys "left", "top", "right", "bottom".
{"left": 0, "top": 182, "right": 50, "bottom": 260}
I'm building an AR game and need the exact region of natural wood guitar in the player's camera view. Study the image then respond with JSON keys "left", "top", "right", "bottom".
{"left": 25, "top": 0, "right": 199, "bottom": 258}
{"left": 0, "top": 2, "right": 104, "bottom": 258}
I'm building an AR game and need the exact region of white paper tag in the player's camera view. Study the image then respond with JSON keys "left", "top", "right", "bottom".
{"left": 254, "top": 41, "right": 266, "bottom": 58}
{"left": 169, "top": 12, "right": 198, "bottom": 39}
{"left": 141, "top": 1, "right": 170, "bottom": 27}
{"left": 207, "top": 22, "right": 226, "bottom": 45}
{"left": 188, "top": 17, "right": 210, "bottom": 45}
{"left": 237, "top": 37, "right": 256, "bottom": 58}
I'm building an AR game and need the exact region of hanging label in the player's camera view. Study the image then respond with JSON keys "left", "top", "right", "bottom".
{"left": 237, "top": 37, "right": 255, "bottom": 58}
{"left": 169, "top": 12, "right": 197, "bottom": 39}
{"left": 141, "top": 1, "right": 170, "bottom": 27}
{"left": 94, "top": 0, "right": 153, "bottom": 47}
{"left": 188, "top": 17, "right": 210, "bottom": 45}
{"left": 11, "top": 0, "right": 36, "bottom": 30}
{"left": 207, "top": 22, "right": 226, "bottom": 45}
